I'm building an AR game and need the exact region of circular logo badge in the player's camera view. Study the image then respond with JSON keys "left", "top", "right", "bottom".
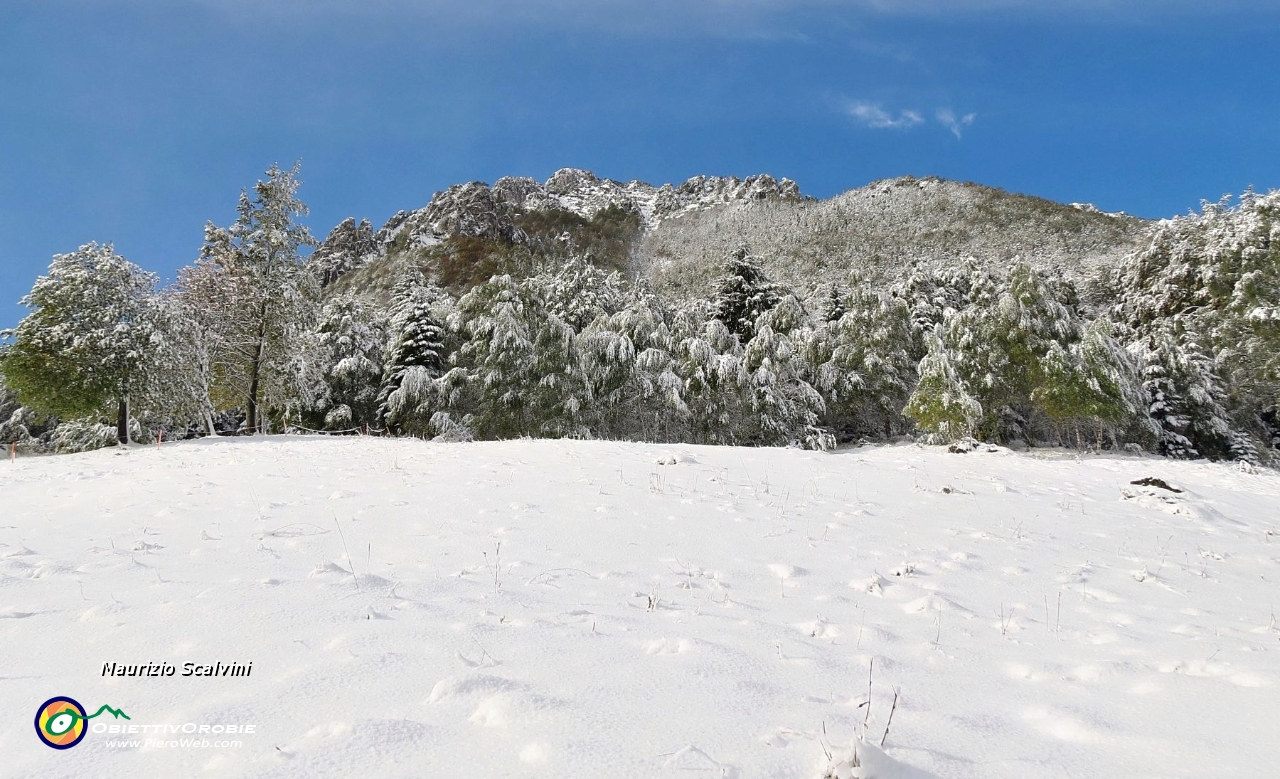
{"left": 35, "top": 696, "right": 87, "bottom": 749}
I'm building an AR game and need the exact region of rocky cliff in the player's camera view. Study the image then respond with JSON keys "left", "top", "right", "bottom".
{"left": 316, "top": 168, "right": 803, "bottom": 287}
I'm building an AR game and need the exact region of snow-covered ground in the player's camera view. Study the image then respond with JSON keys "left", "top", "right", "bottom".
{"left": 4, "top": 437, "right": 1279, "bottom": 778}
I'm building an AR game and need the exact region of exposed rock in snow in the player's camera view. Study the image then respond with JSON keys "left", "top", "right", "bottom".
{"left": 330, "top": 168, "right": 805, "bottom": 269}
{"left": 1070, "top": 202, "right": 1127, "bottom": 217}
{"left": 519, "top": 167, "right": 803, "bottom": 228}
{"left": 374, "top": 181, "right": 529, "bottom": 253}
{"left": 311, "top": 216, "right": 377, "bottom": 287}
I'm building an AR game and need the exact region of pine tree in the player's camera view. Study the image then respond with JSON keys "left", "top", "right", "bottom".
{"left": 809, "top": 285, "right": 916, "bottom": 439}
{"left": 1132, "top": 331, "right": 1239, "bottom": 459}
{"left": 1033, "top": 318, "right": 1139, "bottom": 447}
{"left": 901, "top": 263, "right": 1135, "bottom": 445}
{"left": 537, "top": 254, "right": 627, "bottom": 332}
{"left": 904, "top": 329, "right": 983, "bottom": 441}
{"left": 738, "top": 306, "right": 828, "bottom": 448}
{"left": 0, "top": 243, "right": 160, "bottom": 444}
{"left": 377, "top": 278, "right": 449, "bottom": 435}
{"left": 1114, "top": 189, "right": 1280, "bottom": 458}
{"left": 711, "top": 248, "right": 783, "bottom": 340}
{"left": 674, "top": 312, "right": 745, "bottom": 445}
{"left": 0, "top": 379, "right": 44, "bottom": 451}
{"left": 199, "top": 162, "right": 318, "bottom": 434}
{"left": 819, "top": 283, "right": 847, "bottom": 324}
{"left": 576, "top": 284, "right": 687, "bottom": 441}
{"left": 449, "top": 275, "right": 583, "bottom": 438}
{"left": 294, "top": 295, "right": 387, "bottom": 431}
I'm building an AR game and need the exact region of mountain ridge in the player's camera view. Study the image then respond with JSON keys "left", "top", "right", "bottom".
{"left": 316, "top": 169, "right": 1150, "bottom": 304}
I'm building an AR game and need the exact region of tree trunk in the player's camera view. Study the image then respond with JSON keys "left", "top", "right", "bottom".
{"left": 117, "top": 395, "right": 130, "bottom": 445}
{"left": 246, "top": 302, "right": 269, "bottom": 435}
{"left": 247, "top": 371, "right": 260, "bottom": 435}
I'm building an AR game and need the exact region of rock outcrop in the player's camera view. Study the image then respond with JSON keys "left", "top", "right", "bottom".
{"left": 317, "top": 168, "right": 803, "bottom": 286}
{"left": 312, "top": 217, "right": 377, "bottom": 287}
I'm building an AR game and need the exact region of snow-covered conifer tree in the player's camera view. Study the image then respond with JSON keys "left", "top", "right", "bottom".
{"left": 673, "top": 311, "right": 745, "bottom": 445}
{"left": 711, "top": 248, "right": 784, "bottom": 340}
{"left": 293, "top": 295, "right": 387, "bottom": 431}
{"left": 1032, "top": 317, "right": 1140, "bottom": 447}
{"left": 904, "top": 329, "right": 983, "bottom": 441}
{"left": 1130, "top": 331, "right": 1242, "bottom": 459}
{"left": 808, "top": 285, "right": 916, "bottom": 439}
{"left": 739, "top": 298, "right": 829, "bottom": 448}
{"left": 819, "top": 283, "right": 847, "bottom": 324}
{"left": 449, "top": 275, "right": 583, "bottom": 438}
{"left": 1114, "top": 189, "right": 1280, "bottom": 457}
{"left": 536, "top": 255, "right": 628, "bottom": 332}
{"left": 377, "top": 275, "right": 450, "bottom": 436}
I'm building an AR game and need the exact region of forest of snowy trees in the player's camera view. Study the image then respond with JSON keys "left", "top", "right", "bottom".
{"left": 2, "top": 164, "right": 1278, "bottom": 463}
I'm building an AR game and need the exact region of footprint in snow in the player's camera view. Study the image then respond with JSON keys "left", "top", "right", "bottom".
{"left": 428, "top": 674, "right": 528, "bottom": 704}
{"left": 797, "top": 619, "right": 840, "bottom": 639}
{"left": 768, "top": 563, "right": 807, "bottom": 579}
{"left": 645, "top": 637, "right": 693, "bottom": 655}
{"left": 850, "top": 575, "right": 887, "bottom": 595}
{"left": 903, "top": 594, "right": 971, "bottom": 617}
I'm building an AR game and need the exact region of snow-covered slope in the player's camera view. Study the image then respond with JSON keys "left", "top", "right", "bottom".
{"left": 5, "top": 438, "right": 1278, "bottom": 778}
{"left": 644, "top": 176, "right": 1148, "bottom": 302}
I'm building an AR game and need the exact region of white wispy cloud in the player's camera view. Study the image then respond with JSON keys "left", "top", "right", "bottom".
{"left": 845, "top": 102, "right": 978, "bottom": 138}
{"left": 846, "top": 101, "right": 924, "bottom": 130}
{"left": 936, "top": 108, "right": 977, "bottom": 138}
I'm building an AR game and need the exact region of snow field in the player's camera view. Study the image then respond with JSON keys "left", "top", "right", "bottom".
{"left": 3, "top": 437, "right": 1279, "bottom": 778}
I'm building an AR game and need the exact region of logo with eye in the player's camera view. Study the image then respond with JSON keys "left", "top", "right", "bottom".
{"left": 35, "top": 697, "right": 130, "bottom": 749}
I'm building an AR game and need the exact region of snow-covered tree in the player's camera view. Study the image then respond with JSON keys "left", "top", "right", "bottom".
{"left": 575, "top": 285, "right": 683, "bottom": 440}
{"left": 164, "top": 259, "right": 243, "bottom": 435}
{"left": 738, "top": 299, "right": 829, "bottom": 448}
{"left": 293, "top": 295, "right": 387, "bottom": 431}
{"left": 377, "top": 275, "right": 450, "bottom": 436}
{"left": 904, "top": 329, "right": 983, "bottom": 441}
{"left": 712, "top": 248, "right": 784, "bottom": 340}
{"left": 199, "top": 162, "right": 318, "bottom": 434}
{"left": 1114, "top": 189, "right": 1280, "bottom": 457}
{"left": 894, "top": 262, "right": 973, "bottom": 339}
{"left": 1129, "top": 330, "right": 1247, "bottom": 460}
{"left": 818, "top": 282, "right": 848, "bottom": 324}
{"left": 1033, "top": 317, "right": 1141, "bottom": 447}
{"left": 535, "top": 254, "right": 628, "bottom": 332}
{"left": 808, "top": 285, "right": 916, "bottom": 439}
{"left": 448, "top": 274, "right": 583, "bottom": 439}
{"left": 905, "top": 263, "right": 1134, "bottom": 445}
{"left": 673, "top": 310, "right": 746, "bottom": 445}
{"left": 0, "top": 379, "right": 46, "bottom": 452}
{"left": 0, "top": 243, "right": 160, "bottom": 444}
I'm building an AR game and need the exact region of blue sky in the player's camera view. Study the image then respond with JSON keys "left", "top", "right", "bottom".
{"left": 2, "top": 0, "right": 1278, "bottom": 328}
